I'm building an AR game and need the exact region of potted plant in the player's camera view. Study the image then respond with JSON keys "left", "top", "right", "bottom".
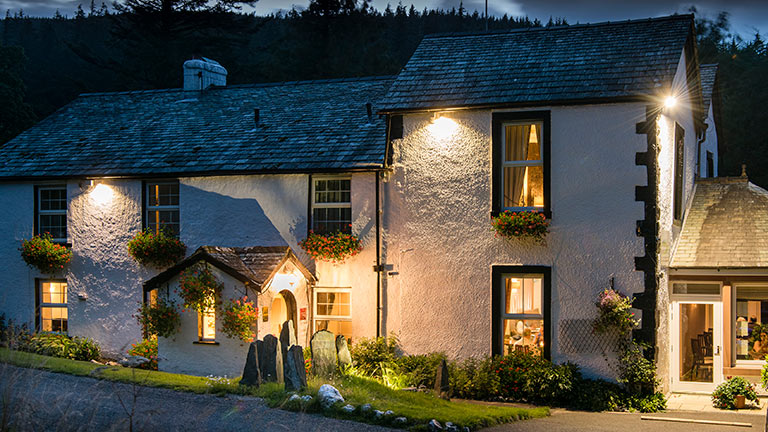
{"left": 593, "top": 288, "right": 638, "bottom": 334}
{"left": 221, "top": 296, "right": 258, "bottom": 342}
{"left": 491, "top": 210, "right": 549, "bottom": 241}
{"left": 135, "top": 297, "right": 181, "bottom": 338}
{"left": 712, "top": 376, "right": 758, "bottom": 409}
{"left": 299, "top": 231, "right": 363, "bottom": 264}
{"left": 178, "top": 266, "right": 221, "bottom": 313}
{"left": 20, "top": 233, "right": 72, "bottom": 274}
{"left": 127, "top": 229, "right": 186, "bottom": 268}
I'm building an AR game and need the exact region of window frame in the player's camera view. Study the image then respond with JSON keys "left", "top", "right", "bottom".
{"left": 309, "top": 175, "right": 352, "bottom": 235}
{"left": 197, "top": 306, "right": 216, "bottom": 343}
{"left": 36, "top": 279, "right": 68, "bottom": 333}
{"left": 673, "top": 123, "right": 685, "bottom": 221}
{"left": 732, "top": 283, "right": 768, "bottom": 366}
{"left": 313, "top": 286, "right": 352, "bottom": 334}
{"left": 143, "top": 180, "right": 180, "bottom": 237}
{"left": 491, "top": 111, "right": 551, "bottom": 218}
{"left": 34, "top": 185, "right": 68, "bottom": 243}
{"left": 491, "top": 265, "right": 551, "bottom": 359}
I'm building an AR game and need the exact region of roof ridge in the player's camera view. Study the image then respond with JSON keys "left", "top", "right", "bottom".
{"left": 423, "top": 13, "right": 693, "bottom": 39}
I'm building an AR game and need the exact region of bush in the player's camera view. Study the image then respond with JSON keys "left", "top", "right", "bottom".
{"left": 127, "top": 229, "right": 186, "bottom": 268}
{"left": 449, "top": 356, "right": 500, "bottom": 400}
{"left": 20, "top": 332, "right": 101, "bottom": 361}
{"left": 491, "top": 210, "right": 549, "bottom": 240}
{"left": 712, "top": 376, "right": 759, "bottom": 409}
{"left": 128, "top": 339, "right": 158, "bottom": 370}
{"left": 494, "top": 351, "right": 579, "bottom": 405}
{"left": 299, "top": 231, "right": 363, "bottom": 263}
{"left": 395, "top": 352, "right": 447, "bottom": 388}
{"left": 20, "top": 233, "right": 72, "bottom": 274}
{"left": 569, "top": 379, "right": 623, "bottom": 411}
{"left": 136, "top": 297, "right": 181, "bottom": 338}
{"left": 625, "top": 392, "right": 667, "bottom": 413}
{"left": 350, "top": 334, "right": 398, "bottom": 378}
{"left": 0, "top": 317, "right": 32, "bottom": 350}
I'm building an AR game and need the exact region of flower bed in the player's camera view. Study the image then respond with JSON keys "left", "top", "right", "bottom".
{"left": 491, "top": 211, "right": 549, "bottom": 241}
{"left": 20, "top": 233, "right": 72, "bottom": 274}
{"left": 136, "top": 297, "right": 181, "bottom": 338}
{"left": 128, "top": 339, "right": 158, "bottom": 370}
{"left": 127, "top": 229, "right": 186, "bottom": 268}
{"left": 178, "top": 266, "right": 221, "bottom": 313}
{"left": 300, "top": 231, "right": 363, "bottom": 263}
{"left": 221, "top": 297, "right": 258, "bottom": 342}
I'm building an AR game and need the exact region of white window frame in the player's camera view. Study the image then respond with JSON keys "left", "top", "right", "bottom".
{"left": 37, "top": 185, "right": 67, "bottom": 243}
{"left": 198, "top": 306, "right": 216, "bottom": 342}
{"left": 313, "top": 287, "right": 351, "bottom": 333}
{"left": 145, "top": 181, "right": 180, "bottom": 236}
{"left": 501, "top": 121, "right": 544, "bottom": 212}
{"left": 39, "top": 279, "right": 68, "bottom": 333}
{"left": 311, "top": 176, "right": 351, "bottom": 234}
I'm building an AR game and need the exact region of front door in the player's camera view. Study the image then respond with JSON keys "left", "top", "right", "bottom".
{"left": 671, "top": 300, "right": 723, "bottom": 392}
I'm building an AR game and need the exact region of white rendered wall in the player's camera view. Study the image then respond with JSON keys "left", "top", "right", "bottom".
{"left": 701, "top": 103, "right": 719, "bottom": 177}
{"left": 382, "top": 103, "right": 648, "bottom": 379}
{"left": 0, "top": 183, "right": 38, "bottom": 326}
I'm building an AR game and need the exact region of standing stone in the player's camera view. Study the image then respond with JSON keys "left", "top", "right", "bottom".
{"left": 240, "top": 341, "right": 262, "bottom": 387}
{"left": 280, "top": 321, "right": 296, "bottom": 383}
{"left": 336, "top": 335, "right": 352, "bottom": 367}
{"left": 285, "top": 345, "right": 307, "bottom": 391}
{"left": 434, "top": 359, "right": 449, "bottom": 398}
{"left": 259, "top": 335, "right": 283, "bottom": 383}
{"left": 311, "top": 330, "right": 337, "bottom": 378}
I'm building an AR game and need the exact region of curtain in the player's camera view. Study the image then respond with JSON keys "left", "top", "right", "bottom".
{"left": 504, "top": 125, "right": 531, "bottom": 207}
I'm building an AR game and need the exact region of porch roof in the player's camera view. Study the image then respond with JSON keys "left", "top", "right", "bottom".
{"left": 670, "top": 176, "right": 768, "bottom": 268}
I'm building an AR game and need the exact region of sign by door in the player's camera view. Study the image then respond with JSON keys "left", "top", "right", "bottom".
{"left": 300, "top": 307, "right": 307, "bottom": 321}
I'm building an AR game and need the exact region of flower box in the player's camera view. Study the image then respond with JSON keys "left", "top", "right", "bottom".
{"left": 491, "top": 210, "right": 549, "bottom": 241}
{"left": 300, "top": 231, "right": 362, "bottom": 264}
{"left": 20, "top": 233, "right": 72, "bottom": 274}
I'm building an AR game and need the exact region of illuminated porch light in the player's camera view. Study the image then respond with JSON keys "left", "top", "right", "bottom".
{"left": 90, "top": 182, "right": 114, "bottom": 205}
{"left": 428, "top": 112, "right": 458, "bottom": 139}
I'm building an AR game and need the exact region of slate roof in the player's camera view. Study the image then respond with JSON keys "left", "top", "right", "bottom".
{"left": 379, "top": 15, "right": 693, "bottom": 112}
{"left": 144, "top": 246, "right": 316, "bottom": 291}
{"left": 670, "top": 177, "right": 768, "bottom": 268}
{"left": 700, "top": 63, "right": 718, "bottom": 110}
{"left": 0, "top": 77, "right": 394, "bottom": 179}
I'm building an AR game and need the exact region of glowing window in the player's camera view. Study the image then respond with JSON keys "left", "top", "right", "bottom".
{"left": 311, "top": 178, "right": 351, "bottom": 235}
{"left": 199, "top": 305, "right": 216, "bottom": 341}
{"left": 39, "top": 280, "right": 68, "bottom": 333}
{"left": 146, "top": 181, "right": 179, "bottom": 236}
{"left": 314, "top": 288, "right": 351, "bottom": 340}
{"left": 502, "top": 123, "right": 544, "bottom": 209}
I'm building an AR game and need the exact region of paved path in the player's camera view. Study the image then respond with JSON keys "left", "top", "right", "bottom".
{"left": 0, "top": 363, "right": 394, "bottom": 432}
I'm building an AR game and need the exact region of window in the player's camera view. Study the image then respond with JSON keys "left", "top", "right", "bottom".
{"left": 673, "top": 124, "right": 685, "bottom": 221}
{"left": 145, "top": 181, "right": 179, "bottom": 236}
{"left": 314, "top": 288, "right": 351, "bottom": 339}
{"left": 492, "top": 266, "right": 550, "bottom": 358}
{"left": 492, "top": 112, "right": 550, "bottom": 215}
{"left": 37, "top": 280, "right": 68, "bottom": 332}
{"left": 706, "top": 151, "right": 714, "bottom": 178}
{"left": 311, "top": 177, "right": 351, "bottom": 235}
{"left": 198, "top": 305, "right": 216, "bottom": 342}
{"left": 734, "top": 286, "right": 768, "bottom": 362}
{"left": 36, "top": 186, "right": 67, "bottom": 242}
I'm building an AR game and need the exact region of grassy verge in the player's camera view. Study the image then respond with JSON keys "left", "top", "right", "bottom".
{"left": 0, "top": 348, "right": 548, "bottom": 430}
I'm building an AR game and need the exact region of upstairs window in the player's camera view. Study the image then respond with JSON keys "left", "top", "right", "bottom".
{"left": 311, "top": 177, "right": 351, "bottom": 234}
{"left": 146, "top": 181, "right": 179, "bottom": 236}
{"left": 36, "top": 186, "right": 67, "bottom": 242}
{"left": 492, "top": 112, "right": 550, "bottom": 216}
{"left": 673, "top": 124, "right": 685, "bottom": 221}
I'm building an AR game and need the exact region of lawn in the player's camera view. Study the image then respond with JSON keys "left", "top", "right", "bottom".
{"left": 0, "top": 348, "right": 548, "bottom": 430}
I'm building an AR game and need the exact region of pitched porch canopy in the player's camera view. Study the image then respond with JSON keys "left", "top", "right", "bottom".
{"left": 143, "top": 246, "right": 316, "bottom": 294}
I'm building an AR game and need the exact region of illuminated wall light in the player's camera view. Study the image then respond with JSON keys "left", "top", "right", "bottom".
{"left": 664, "top": 95, "right": 677, "bottom": 109}
{"left": 90, "top": 182, "right": 114, "bottom": 205}
{"left": 428, "top": 112, "right": 458, "bottom": 139}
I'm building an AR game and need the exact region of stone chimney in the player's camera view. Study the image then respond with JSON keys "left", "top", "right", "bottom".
{"left": 183, "top": 57, "right": 227, "bottom": 91}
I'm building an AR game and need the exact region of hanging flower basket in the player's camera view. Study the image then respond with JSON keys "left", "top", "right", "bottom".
{"left": 20, "top": 233, "right": 72, "bottom": 274}
{"left": 178, "top": 266, "right": 221, "bottom": 313}
{"left": 300, "top": 231, "right": 363, "bottom": 264}
{"left": 136, "top": 297, "right": 181, "bottom": 339}
{"left": 221, "top": 296, "right": 258, "bottom": 342}
{"left": 491, "top": 210, "right": 549, "bottom": 241}
{"left": 594, "top": 288, "right": 638, "bottom": 334}
{"left": 127, "top": 229, "right": 186, "bottom": 268}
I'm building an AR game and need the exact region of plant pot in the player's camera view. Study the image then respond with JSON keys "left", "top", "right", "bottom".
{"left": 734, "top": 394, "right": 746, "bottom": 409}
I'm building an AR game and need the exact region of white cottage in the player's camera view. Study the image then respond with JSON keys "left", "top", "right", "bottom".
{"left": 0, "top": 14, "right": 757, "bottom": 393}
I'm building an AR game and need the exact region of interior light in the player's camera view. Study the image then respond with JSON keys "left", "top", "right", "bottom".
{"left": 90, "top": 183, "right": 114, "bottom": 205}
{"left": 664, "top": 96, "right": 677, "bottom": 109}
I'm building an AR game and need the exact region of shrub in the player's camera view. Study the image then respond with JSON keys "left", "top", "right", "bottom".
{"left": 20, "top": 332, "right": 101, "bottom": 361}
{"left": 221, "top": 297, "right": 258, "bottom": 342}
{"left": 618, "top": 340, "right": 658, "bottom": 394}
{"left": 128, "top": 339, "right": 158, "bottom": 370}
{"left": 303, "top": 346, "right": 312, "bottom": 376}
{"left": 0, "top": 316, "right": 32, "bottom": 350}
{"left": 136, "top": 297, "right": 181, "bottom": 338}
{"left": 448, "top": 356, "right": 500, "bottom": 400}
{"left": 350, "top": 334, "right": 398, "bottom": 378}
{"left": 624, "top": 392, "right": 667, "bottom": 413}
{"left": 495, "top": 351, "right": 579, "bottom": 405}
{"left": 594, "top": 288, "right": 637, "bottom": 334}
{"left": 127, "top": 229, "right": 186, "bottom": 268}
{"left": 569, "top": 379, "right": 623, "bottom": 412}
{"left": 20, "top": 233, "right": 72, "bottom": 274}
{"left": 395, "top": 352, "right": 447, "bottom": 388}
{"left": 712, "top": 376, "right": 759, "bottom": 409}
{"left": 178, "top": 266, "right": 221, "bottom": 313}
{"left": 491, "top": 210, "right": 549, "bottom": 241}
{"left": 299, "top": 231, "right": 363, "bottom": 263}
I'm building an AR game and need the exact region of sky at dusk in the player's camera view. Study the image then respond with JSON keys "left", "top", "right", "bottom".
{"left": 1, "top": 0, "right": 765, "bottom": 39}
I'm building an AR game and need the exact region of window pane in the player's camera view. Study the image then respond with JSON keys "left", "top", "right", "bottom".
{"left": 200, "top": 306, "right": 216, "bottom": 340}
{"left": 504, "top": 275, "right": 542, "bottom": 315}
{"left": 680, "top": 303, "right": 713, "bottom": 382}
{"left": 40, "top": 188, "right": 66, "bottom": 211}
{"left": 312, "top": 208, "right": 351, "bottom": 235}
{"left": 505, "top": 277, "right": 523, "bottom": 314}
{"left": 315, "top": 319, "right": 352, "bottom": 339}
{"left": 736, "top": 286, "right": 768, "bottom": 360}
{"left": 40, "top": 214, "right": 67, "bottom": 240}
{"left": 147, "top": 210, "right": 180, "bottom": 236}
{"left": 503, "top": 319, "right": 544, "bottom": 356}
{"left": 504, "top": 124, "right": 541, "bottom": 162}
{"left": 314, "top": 179, "right": 350, "bottom": 204}
{"left": 316, "top": 291, "right": 351, "bottom": 318}
{"left": 503, "top": 166, "right": 543, "bottom": 209}
{"left": 672, "top": 283, "right": 720, "bottom": 295}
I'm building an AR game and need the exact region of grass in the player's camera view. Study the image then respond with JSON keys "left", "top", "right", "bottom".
{"left": 0, "top": 347, "right": 548, "bottom": 430}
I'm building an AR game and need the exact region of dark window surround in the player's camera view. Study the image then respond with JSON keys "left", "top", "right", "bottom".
{"left": 673, "top": 123, "right": 685, "bottom": 221}
{"left": 35, "top": 278, "right": 68, "bottom": 333}
{"left": 142, "top": 180, "right": 180, "bottom": 236}
{"left": 491, "top": 111, "right": 551, "bottom": 218}
{"left": 34, "top": 184, "right": 68, "bottom": 244}
{"left": 491, "top": 265, "right": 551, "bottom": 360}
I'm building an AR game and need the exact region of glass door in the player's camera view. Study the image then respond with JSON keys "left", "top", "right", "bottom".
{"left": 671, "top": 300, "right": 723, "bottom": 392}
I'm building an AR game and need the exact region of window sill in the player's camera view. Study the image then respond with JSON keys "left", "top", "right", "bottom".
{"left": 193, "top": 340, "right": 219, "bottom": 345}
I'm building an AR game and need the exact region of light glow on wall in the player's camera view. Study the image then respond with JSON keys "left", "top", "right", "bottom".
{"left": 90, "top": 183, "right": 114, "bottom": 205}
{"left": 664, "top": 96, "right": 677, "bottom": 109}
{"left": 428, "top": 114, "right": 458, "bottom": 139}
{"left": 269, "top": 271, "right": 300, "bottom": 293}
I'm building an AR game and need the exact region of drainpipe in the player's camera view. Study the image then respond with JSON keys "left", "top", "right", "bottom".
{"left": 375, "top": 171, "right": 382, "bottom": 338}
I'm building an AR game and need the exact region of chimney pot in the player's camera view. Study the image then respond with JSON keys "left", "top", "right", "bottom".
{"left": 183, "top": 57, "right": 227, "bottom": 91}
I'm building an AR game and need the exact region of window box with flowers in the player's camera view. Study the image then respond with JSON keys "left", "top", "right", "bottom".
{"left": 491, "top": 210, "right": 549, "bottom": 242}
{"left": 127, "top": 229, "right": 186, "bottom": 268}
{"left": 136, "top": 297, "right": 181, "bottom": 339}
{"left": 221, "top": 296, "right": 258, "bottom": 342}
{"left": 300, "top": 231, "right": 362, "bottom": 264}
{"left": 20, "top": 233, "right": 72, "bottom": 274}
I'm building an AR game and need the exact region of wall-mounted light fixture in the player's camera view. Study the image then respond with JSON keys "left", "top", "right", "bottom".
{"left": 664, "top": 95, "right": 677, "bottom": 109}
{"left": 89, "top": 181, "right": 114, "bottom": 206}
{"left": 428, "top": 112, "right": 458, "bottom": 139}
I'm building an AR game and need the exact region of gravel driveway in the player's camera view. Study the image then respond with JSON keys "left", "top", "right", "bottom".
{"left": 0, "top": 363, "right": 395, "bottom": 432}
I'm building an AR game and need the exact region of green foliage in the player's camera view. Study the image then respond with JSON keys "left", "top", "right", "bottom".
{"left": 448, "top": 356, "right": 500, "bottom": 401}
{"left": 494, "top": 351, "right": 579, "bottom": 405}
{"left": 712, "top": 376, "right": 759, "bottom": 409}
{"left": 178, "top": 266, "right": 221, "bottom": 313}
{"left": 349, "top": 334, "right": 398, "bottom": 377}
{"left": 19, "top": 332, "right": 101, "bottom": 361}
{"left": 136, "top": 297, "right": 181, "bottom": 338}
{"left": 0, "top": 43, "right": 36, "bottom": 145}
{"left": 624, "top": 392, "right": 667, "bottom": 413}
{"left": 220, "top": 296, "right": 258, "bottom": 342}
{"left": 491, "top": 210, "right": 549, "bottom": 240}
{"left": 19, "top": 233, "right": 72, "bottom": 274}
{"left": 594, "top": 288, "right": 637, "bottom": 334}
{"left": 127, "top": 229, "right": 186, "bottom": 268}
{"left": 0, "top": 314, "right": 32, "bottom": 350}
{"left": 569, "top": 379, "right": 623, "bottom": 411}
{"left": 617, "top": 340, "right": 658, "bottom": 394}
{"left": 395, "top": 352, "right": 447, "bottom": 388}
{"left": 300, "top": 231, "right": 363, "bottom": 263}
{"left": 128, "top": 338, "right": 158, "bottom": 370}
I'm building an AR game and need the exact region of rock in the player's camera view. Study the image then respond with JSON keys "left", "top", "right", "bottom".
{"left": 434, "top": 359, "right": 450, "bottom": 398}
{"left": 384, "top": 410, "right": 394, "bottom": 416}
{"left": 401, "top": 387, "right": 418, "bottom": 392}
{"left": 462, "top": 427, "right": 470, "bottom": 432}
{"left": 341, "top": 404, "right": 355, "bottom": 413}
{"left": 259, "top": 335, "right": 282, "bottom": 383}
{"left": 280, "top": 321, "right": 297, "bottom": 383}
{"left": 301, "top": 395, "right": 313, "bottom": 402}
{"left": 428, "top": 419, "right": 443, "bottom": 431}
{"left": 311, "top": 330, "right": 337, "bottom": 378}
{"left": 445, "top": 422, "right": 458, "bottom": 432}
{"left": 284, "top": 345, "right": 307, "bottom": 391}
{"left": 394, "top": 417, "right": 408, "bottom": 425}
{"left": 360, "top": 403, "right": 372, "bottom": 412}
{"left": 240, "top": 341, "right": 262, "bottom": 387}
{"left": 288, "top": 394, "right": 301, "bottom": 402}
{"left": 317, "top": 384, "right": 344, "bottom": 410}
{"left": 119, "top": 355, "right": 149, "bottom": 368}
{"left": 374, "top": 410, "right": 385, "bottom": 419}
{"left": 336, "top": 335, "right": 352, "bottom": 366}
